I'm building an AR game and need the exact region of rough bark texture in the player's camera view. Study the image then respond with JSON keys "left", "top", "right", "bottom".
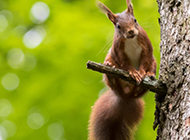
{"left": 156, "top": 0, "right": 190, "bottom": 139}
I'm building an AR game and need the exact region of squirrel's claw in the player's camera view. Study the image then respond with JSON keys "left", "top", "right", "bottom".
{"left": 129, "top": 70, "right": 142, "bottom": 85}
{"left": 104, "top": 61, "right": 116, "bottom": 68}
{"left": 146, "top": 72, "right": 156, "bottom": 80}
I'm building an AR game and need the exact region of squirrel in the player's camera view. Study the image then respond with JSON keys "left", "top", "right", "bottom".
{"left": 88, "top": 0, "right": 157, "bottom": 140}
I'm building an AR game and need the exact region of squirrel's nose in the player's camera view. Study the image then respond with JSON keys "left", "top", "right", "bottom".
{"left": 128, "top": 30, "right": 134, "bottom": 35}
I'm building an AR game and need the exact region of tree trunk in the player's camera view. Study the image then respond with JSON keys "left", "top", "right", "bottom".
{"left": 156, "top": 0, "right": 190, "bottom": 139}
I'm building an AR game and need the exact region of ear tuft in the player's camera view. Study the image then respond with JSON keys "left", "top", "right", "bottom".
{"left": 96, "top": 1, "right": 116, "bottom": 24}
{"left": 126, "top": 0, "right": 134, "bottom": 15}
{"left": 96, "top": 1, "right": 106, "bottom": 14}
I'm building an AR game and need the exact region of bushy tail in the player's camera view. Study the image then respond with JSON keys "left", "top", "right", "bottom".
{"left": 88, "top": 90, "right": 144, "bottom": 140}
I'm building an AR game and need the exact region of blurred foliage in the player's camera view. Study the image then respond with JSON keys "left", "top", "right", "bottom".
{"left": 0, "top": 0, "right": 160, "bottom": 139}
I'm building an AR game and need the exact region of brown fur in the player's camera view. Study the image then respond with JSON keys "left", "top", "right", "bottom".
{"left": 88, "top": 1, "right": 156, "bottom": 140}
{"left": 89, "top": 90, "right": 144, "bottom": 140}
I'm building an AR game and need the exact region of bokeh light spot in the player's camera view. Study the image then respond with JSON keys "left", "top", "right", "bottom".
{"left": 1, "top": 120, "right": 17, "bottom": 137}
{"left": 0, "top": 14, "right": 8, "bottom": 32}
{"left": 1, "top": 73, "right": 19, "bottom": 91}
{"left": 0, "top": 10, "right": 13, "bottom": 23}
{"left": 22, "top": 53, "right": 37, "bottom": 71}
{"left": 23, "top": 26, "right": 46, "bottom": 49}
{"left": 30, "top": 2, "right": 50, "bottom": 24}
{"left": 7, "top": 48, "right": 24, "bottom": 69}
{"left": 14, "top": 25, "right": 27, "bottom": 36}
{"left": 0, "top": 99, "right": 12, "bottom": 117}
{"left": 48, "top": 123, "right": 64, "bottom": 140}
{"left": 0, "top": 125, "right": 7, "bottom": 140}
{"left": 27, "top": 113, "right": 44, "bottom": 130}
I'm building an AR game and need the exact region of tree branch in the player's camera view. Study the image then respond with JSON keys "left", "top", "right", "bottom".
{"left": 87, "top": 60, "right": 167, "bottom": 95}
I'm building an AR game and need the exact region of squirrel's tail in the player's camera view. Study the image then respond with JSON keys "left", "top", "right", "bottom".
{"left": 88, "top": 90, "right": 144, "bottom": 140}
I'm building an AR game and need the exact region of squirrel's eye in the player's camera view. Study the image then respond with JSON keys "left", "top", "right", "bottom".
{"left": 116, "top": 24, "right": 121, "bottom": 29}
{"left": 134, "top": 19, "right": 137, "bottom": 23}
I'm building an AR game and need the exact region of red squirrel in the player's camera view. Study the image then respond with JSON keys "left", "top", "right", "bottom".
{"left": 88, "top": 0, "right": 157, "bottom": 140}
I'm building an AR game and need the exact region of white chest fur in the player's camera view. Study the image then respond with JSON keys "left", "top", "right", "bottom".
{"left": 124, "top": 37, "right": 142, "bottom": 70}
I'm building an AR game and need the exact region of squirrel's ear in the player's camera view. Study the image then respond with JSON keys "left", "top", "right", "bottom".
{"left": 97, "top": 1, "right": 116, "bottom": 24}
{"left": 126, "top": 0, "right": 134, "bottom": 15}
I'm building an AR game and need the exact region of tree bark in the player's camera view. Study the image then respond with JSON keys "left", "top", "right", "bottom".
{"left": 156, "top": 0, "right": 190, "bottom": 139}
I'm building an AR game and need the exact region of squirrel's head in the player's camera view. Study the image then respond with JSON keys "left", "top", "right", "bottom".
{"left": 97, "top": 0, "right": 139, "bottom": 39}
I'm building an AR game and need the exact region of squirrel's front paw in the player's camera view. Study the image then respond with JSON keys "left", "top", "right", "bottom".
{"left": 139, "top": 70, "right": 146, "bottom": 79}
{"left": 129, "top": 70, "right": 142, "bottom": 85}
{"left": 146, "top": 72, "right": 156, "bottom": 80}
{"left": 104, "top": 61, "right": 115, "bottom": 68}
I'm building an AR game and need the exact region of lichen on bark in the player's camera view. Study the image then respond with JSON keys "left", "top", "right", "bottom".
{"left": 156, "top": 0, "right": 190, "bottom": 139}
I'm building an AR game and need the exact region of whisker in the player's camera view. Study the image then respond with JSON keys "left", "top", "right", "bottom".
{"left": 140, "top": 21, "right": 157, "bottom": 25}
{"left": 141, "top": 25, "right": 158, "bottom": 28}
{"left": 103, "top": 39, "right": 113, "bottom": 53}
{"left": 139, "top": 22, "right": 156, "bottom": 26}
{"left": 96, "top": 38, "right": 113, "bottom": 56}
{"left": 140, "top": 15, "right": 153, "bottom": 22}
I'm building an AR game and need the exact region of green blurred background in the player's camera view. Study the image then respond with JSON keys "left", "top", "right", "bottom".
{"left": 0, "top": 0, "right": 160, "bottom": 139}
